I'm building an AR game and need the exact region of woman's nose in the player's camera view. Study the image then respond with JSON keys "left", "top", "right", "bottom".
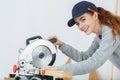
{"left": 78, "top": 25, "right": 82, "bottom": 30}
{"left": 78, "top": 24, "right": 82, "bottom": 30}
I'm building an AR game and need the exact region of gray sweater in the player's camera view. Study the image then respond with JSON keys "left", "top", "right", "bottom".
{"left": 57, "top": 26, "right": 120, "bottom": 75}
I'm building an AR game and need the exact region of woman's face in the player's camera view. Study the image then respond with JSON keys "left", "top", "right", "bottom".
{"left": 74, "top": 12, "right": 98, "bottom": 35}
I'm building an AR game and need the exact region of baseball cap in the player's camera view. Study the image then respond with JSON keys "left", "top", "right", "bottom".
{"left": 67, "top": 1, "right": 98, "bottom": 27}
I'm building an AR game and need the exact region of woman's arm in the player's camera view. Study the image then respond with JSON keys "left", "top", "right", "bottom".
{"left": 57, "top": 27, "right": 120, "bottom": 75}
{"left": 59, "top": 36, "right": 99, "bottom": 62}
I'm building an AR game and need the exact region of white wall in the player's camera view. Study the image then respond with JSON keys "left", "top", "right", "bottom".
{"left": 0, "top": 0, "right": 119, "bottom": 80}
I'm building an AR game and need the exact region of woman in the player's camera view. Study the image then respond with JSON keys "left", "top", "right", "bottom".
{"left": 41, "top": 1, "right": 120, "bottom": 75}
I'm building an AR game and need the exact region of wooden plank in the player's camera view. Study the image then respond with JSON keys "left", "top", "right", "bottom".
{"left": 4, "top": 77, "right": 13, "bottom": 80}
{"left": 45, "top": 70, "right": 73, "bottom": 79}
{"left": 89, "top": 70, "right": 99, "bottom": 80}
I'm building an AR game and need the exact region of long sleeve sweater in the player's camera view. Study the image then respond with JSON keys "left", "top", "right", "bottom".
{"left": 57, "top": 26, "right": 120, "bottom": 75}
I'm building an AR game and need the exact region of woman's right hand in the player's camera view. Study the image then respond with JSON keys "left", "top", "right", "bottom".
{"left": 48, "top": 35, "right": 64, "bottom": 47}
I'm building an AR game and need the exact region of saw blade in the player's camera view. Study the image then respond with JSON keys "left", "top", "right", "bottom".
{"left": 32, "top": 45, "right": 52, "bottom": 68}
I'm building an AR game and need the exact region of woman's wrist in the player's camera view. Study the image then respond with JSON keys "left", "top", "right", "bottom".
{"left": 59, "top": 41, "right": 64, "bottom": 46}
{"left": 58, "top": 42, "right": 64, "bottom": 48}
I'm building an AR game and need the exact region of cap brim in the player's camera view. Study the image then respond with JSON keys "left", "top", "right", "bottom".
{"left": 67, "top": 18, "right": 75, "bottom": 27}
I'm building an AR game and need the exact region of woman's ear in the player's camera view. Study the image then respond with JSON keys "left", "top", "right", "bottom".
{"left": 93, "top": 12, "right": 98, "bottom": 20}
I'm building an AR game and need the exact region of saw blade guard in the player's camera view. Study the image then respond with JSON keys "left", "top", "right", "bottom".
{"left": 18, "top": 36, "right": 57, "bottom": 69}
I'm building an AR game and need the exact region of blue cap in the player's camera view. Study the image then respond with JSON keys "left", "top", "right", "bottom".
{"left": 67, "top": 1, "right": 98, "bottom": 27}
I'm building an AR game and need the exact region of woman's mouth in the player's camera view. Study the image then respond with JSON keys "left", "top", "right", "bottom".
{"left": 83, "top": 26, "right": 89, "bottom": 32}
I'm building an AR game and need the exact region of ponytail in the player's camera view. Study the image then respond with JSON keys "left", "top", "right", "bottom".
{"left": 97, "top": 7, "right": 120, "bottom": 42}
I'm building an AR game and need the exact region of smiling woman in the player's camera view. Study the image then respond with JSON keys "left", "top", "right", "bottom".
{"left": 40, "top": 1, "right": 120, "bottom": 78}
{"left": 1, "top": 0, "right": 120, "bottom": 80}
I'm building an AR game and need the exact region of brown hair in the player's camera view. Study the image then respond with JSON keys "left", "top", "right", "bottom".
{"left": 97, "top": 7, "right": 120, "bottom": 42}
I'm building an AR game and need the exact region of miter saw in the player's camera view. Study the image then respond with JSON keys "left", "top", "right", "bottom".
{"left": 11, "top": 36, "right": 59, "bottom": 80}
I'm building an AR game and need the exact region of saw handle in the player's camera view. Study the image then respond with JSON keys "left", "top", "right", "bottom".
{"left": 26, "top": 36, "right": 42, "bottom": 45}
{"left": 49, "top": 38, "right": 57, "bottom": 43}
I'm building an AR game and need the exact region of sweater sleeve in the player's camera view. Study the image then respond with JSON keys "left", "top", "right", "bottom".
{"left": 57, "top": 27, "right": 120, "bottom": 75}
{"left": 59, "top": 36, "right": 99, "bottom": 62}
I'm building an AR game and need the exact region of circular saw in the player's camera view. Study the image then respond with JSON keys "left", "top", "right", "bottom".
{"left": 18, "top": 36, "right": 57, "bottom": 69}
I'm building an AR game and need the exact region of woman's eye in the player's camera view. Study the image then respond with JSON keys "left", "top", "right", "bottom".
{"left": 81, "top": 18, "right": 85, "bottom": 22}
{"left": 76, "top": 23, "right": 80, "bottom": 26}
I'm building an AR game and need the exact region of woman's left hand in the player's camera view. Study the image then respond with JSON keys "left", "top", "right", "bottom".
{"left": 40, "top": 66, "right": 57, "bottom": 76}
